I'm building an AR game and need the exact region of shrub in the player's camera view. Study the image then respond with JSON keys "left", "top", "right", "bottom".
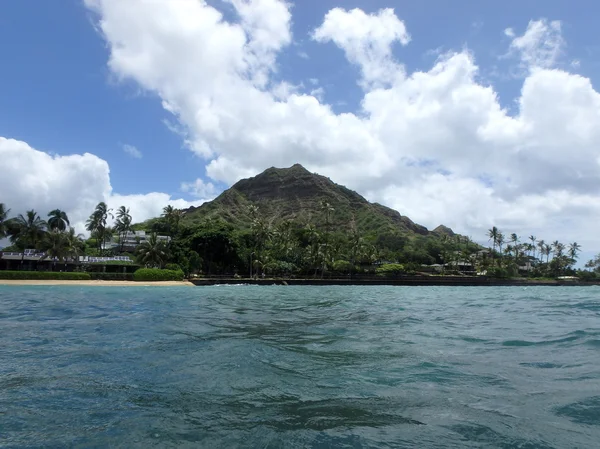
{"left": 88, "top": 272, "right": 135, "bottom": 281}
{"left": 133, "top": 268, "right": 185, "bottom": 282}
{"left": 0, "top": 271, "right": 91, "bottom": 280}
{"left": 332, "top": 260, "right": 354, "bottom": 274}
{"left": 375, "top": 263, "right": 406, "bottom": 277}
{"left": 487, "top": 267, "right": 509, "bottom": 278}
{"left": 165, "top": 263, "right": 182, "bottom": 272}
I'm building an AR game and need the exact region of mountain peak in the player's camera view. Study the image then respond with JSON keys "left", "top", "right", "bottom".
{"left": 182, "top": 164, "right": 442, "bottom": 238}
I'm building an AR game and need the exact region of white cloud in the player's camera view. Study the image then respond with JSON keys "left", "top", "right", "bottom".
{"left": 0, "top": 137, "right": 202, "bottom": 234}
{"left": 506, "top": 19, "right": 565, "bottom": 70}
{"left": 82, "top": 0, "right": 600, "bottom": 251}
{"left": 180, "top": 178, "right": 218, "bottom": 200}
{"left": 122, "top": 143, "right": 142, "bottom": 159}
{"left": 312, "top": 8, "right": 410, "bottom": 87}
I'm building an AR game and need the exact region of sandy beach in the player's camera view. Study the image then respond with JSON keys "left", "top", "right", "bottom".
{"left": 0, "top": 280, "right": 195, "bottom": 287}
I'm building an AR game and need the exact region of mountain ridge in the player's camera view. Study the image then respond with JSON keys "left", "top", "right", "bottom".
{"left": 182, "top": 164, "right": 452, "bottom": 239}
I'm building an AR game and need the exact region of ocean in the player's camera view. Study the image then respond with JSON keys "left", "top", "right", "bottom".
{"left": 1, "top": 285, "right": 599, "bottom": 448}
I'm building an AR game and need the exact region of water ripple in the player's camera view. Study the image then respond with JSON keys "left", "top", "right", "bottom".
{"left": 1, "top": 285, "right": 599, "bottom": 447}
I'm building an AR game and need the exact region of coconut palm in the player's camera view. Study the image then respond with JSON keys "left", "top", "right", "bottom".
{"left": 552, "top": 241, "right": 564, "bottom": 258}
{"left": 487, "top": 226, "right": 499, "bottom": 259}
{"left": 136, "top": 233, "right": 169, "bottom": 268}
{"left": 568, "top": 242, "right": 581, "bottom": 267}
{"left": 47, "top": 209, "right": 70, "bottom": 232}
{"left": 43, "top": 230, "right": 69, "bottom": 263}
{"left": 162, "top": 205, "right": 183, "bottom": 238}
{"left": 537, "top": 239, "right": 546, "bottom": 263}
{"left": 529, "top": 235, "right": 537, "bottom": 259}
{"left": 64, "top": 227, "right": 85, "bottom": 261}
{"left": 115, "top": 206, "right": 132, "bottom": 253}
{"left": 0, "top": 203, "right": 10, "bottom": 239}
{"left": 543, "top": 243, "right": 552, "bottom": 264}
{"left": 496, "top": 233, "right": 505, "bottom": 265}
{"left": 86, "top": 202, "right": 113, "bottom": 254}
{"left": 319, "top": 201, "right": 335, "bottom": 275}
{"left": 7, "top": 210, "right": 47, "bottom": 265}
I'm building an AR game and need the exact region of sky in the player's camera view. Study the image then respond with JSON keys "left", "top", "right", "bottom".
{"left": 1, "top": 0, "right": 600, "bottom": 263}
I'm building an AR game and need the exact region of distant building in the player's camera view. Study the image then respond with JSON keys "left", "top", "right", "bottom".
{"left": 103, "top": 231, "right": 170, "bottom": 252}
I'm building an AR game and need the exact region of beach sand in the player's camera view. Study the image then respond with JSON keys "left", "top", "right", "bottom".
{"left": 0, "top": 280, "right": 195, "bottom": 287}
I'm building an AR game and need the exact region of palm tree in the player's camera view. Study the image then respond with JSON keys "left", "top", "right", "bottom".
{"left": 43, "top": 230, "right": 69, "bottom": 266}
{"left": 537, "top": 239, "right": 546, "bottom": 263}
{"left": 487, "top": 226, "right": 499, "bottom": 260}
{"left": 7, "top": 210, "right": 47, "bottom": 266}
{"left": 0, "top": 203, "right": 10, "bottom": 239}
{"left": 568, "top": 242, "right": 581, "bottom": 267}
{"left": 543, "top": 243, "right": 552, "bottom": 264}
{"left": 552, "top": 241, "right": 564, "bottom": 258}
{"left": 115, "top": 206, "right": 132, "bottom": 253}
{"left": 496, "top": 233, "right": 505, "bottom": 265}
{"left": 136, "top": 233, "right": 169, "bottom": 268}
{"left": 86, "top": 202, "right": 112, "bottom": 254}
{"left": 47, "top": 209, "right": 70, "bottom": 232}
{"left": 529, "top": 235, "right": 537, "bottom": 259}
{"left": 552, "top": 241, "right": 566, "bottom": 275}
{"left": 162, "top": 205, "right": 183, "bottom": 247}
{"left": 64, "top": 227, "right": 85, "bottom": 262}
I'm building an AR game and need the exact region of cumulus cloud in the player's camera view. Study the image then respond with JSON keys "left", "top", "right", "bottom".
{"left": 506, "top": 19, "right": 565, "bottom": 70}
{"left": 0, "top": 137, "right": 203, "bottom": 234}
{"left": 313, "top": 8, "right": 410, "bottom": 87}
{"left": 122, "top": 143, "right": 142, "bottom": 158}
{"left": 82, "top": 0, "right": 600, "bottom": 250}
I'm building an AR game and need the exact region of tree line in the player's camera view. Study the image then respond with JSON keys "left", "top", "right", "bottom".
{"left": 485, "top": 226, "right": 581, "bottom": 277}
{"left": 2, "top": 200, "right": 598, "bottom": 279}
{"left": 0, "top": 202, "right": 170, "bottom": 269}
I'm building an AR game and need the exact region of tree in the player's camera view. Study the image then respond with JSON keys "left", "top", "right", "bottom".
{"left": 543, "top": 243, "right": 552, "bottom": 264}
{"left": 86, "top": 202, "right": 113, "bottom": 254}
{"left": 64, "top": 227, "right": 85, "bottom": 261}
{"left": 568, "top": 242, "right": 581, "bottom": 268}
{"left": 529, "top": 235, "right": 537, "bottom": 259}
{"left": 496, "top": 233, "right": 505, "bottom": 265}
{"left": 487, "top": 226, "right": 499, "bottom": 261}
{"left": 162, "top": 205, "right": 183, "bottom": 240}
{"left": 47, "top": 209, "right": 70, "bottom": 232}
{"left": 320, "top": 200, "right": 335, "bottom": 274}
{"left": 537, "top": 239, "right": 546, "bottom": 263}
{"left": 7, "top": 210, "right": 47, "bottom": 265}
{"left": 43, "top": 230, "right": 69, "bottom": 263}
{"left": 115, "top": 206, "right": 133, "bottom": 253}
{"left": 510, "top": 233, "right": 520, "bottom": 261}
{"left": 136, "top": 233, "right": 169, "bottom": 268}
{"left": 0, "top": 203, "right": 10, "bottom": 239}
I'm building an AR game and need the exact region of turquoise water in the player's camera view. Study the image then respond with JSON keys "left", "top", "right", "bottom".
{"left": 1, "top": 286, "right": 599, "bottom": 448}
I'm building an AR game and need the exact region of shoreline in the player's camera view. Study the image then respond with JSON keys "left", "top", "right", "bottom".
{"left": 0, "top": 280, "right": 195, "bottom": 287}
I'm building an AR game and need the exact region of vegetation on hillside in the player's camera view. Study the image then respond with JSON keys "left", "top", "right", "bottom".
{"left": 0, "top": 164, "right": 596, "bottom": 280}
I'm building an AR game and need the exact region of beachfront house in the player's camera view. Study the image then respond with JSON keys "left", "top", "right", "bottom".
{"left": 102, "top": 230, "right": 170, "bottom": 252}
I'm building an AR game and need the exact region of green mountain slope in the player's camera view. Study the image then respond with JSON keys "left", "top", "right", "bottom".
{"left": 182, "top": 164, "right": 449, "bottom": 239}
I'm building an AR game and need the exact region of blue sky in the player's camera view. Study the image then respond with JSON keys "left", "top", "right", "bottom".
{"left": 2, "top": 0, "right": 600, "bottom": 261}
{"left": 1, "top": 0, "right": 597, "bottom": 197}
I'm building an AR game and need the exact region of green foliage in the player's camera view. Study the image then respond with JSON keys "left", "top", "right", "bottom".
{"left": 263, "top": 260, "right": 298, "bottom": 276}
{"left": 133, "top": 268, "right": 185, "bottom": 281}
{"left": 165, "top": 263, "right": 182, "bottom": 271}
{"left": 487, "top": 267, "right": 509, "bottom": 278}
{"left": 577, "top": 270, "right": 598, "bottom": 281}
{"left": 88, "top": 272, "right": 134, "bottom": 281}
{"left": 0, "top": 271, "right": 91, "bottom": 280}
{"left": 375, "top": 263, "right": 406, "bottom": 277}
{"left": 332, "top": 260, "right": 353, "bottom": 273}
